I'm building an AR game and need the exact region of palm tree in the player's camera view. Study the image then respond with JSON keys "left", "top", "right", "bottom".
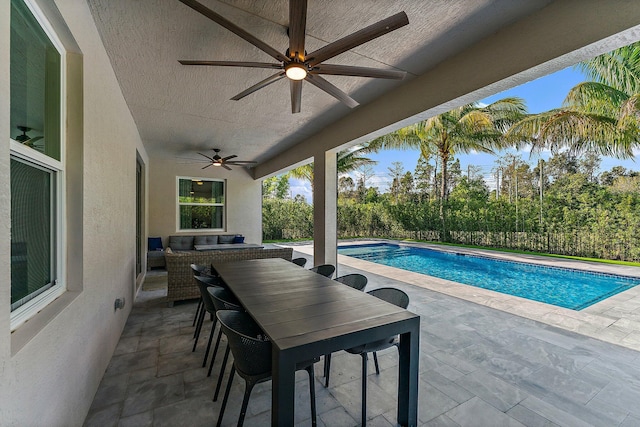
{"left": 288, "top": 144, "right": 378, "bottom": 190}
{"left": 506, "top": 42, "right": 640, "bottom": 158}
{"left": 372, "top": 98, "right": 527, "bottom": 223}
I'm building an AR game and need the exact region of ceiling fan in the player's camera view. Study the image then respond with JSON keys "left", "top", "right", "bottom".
{"left": 178, "top": 0, "right": 409, "bottom": 113}
{"left": 194, "top": 148, "right": 258, "bottom": 170}
{"left": 15, "top": 126, "right": 43, "bottom": 148}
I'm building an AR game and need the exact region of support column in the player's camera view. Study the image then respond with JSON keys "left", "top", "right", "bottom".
{"left": 312, "top": 150, "right": 337, "bottom": 268}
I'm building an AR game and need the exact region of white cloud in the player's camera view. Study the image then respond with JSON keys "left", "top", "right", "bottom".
{"left": 369, "top": 174, "right": 392, "bottom": 192}
{"left": 289, "top": 178, "right": 312, "bottom": 202}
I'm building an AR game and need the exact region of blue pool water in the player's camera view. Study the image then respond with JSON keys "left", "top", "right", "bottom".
{"left": 338, "top": 243, "right": 640, "bottom": 310}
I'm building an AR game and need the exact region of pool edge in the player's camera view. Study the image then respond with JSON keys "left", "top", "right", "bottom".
{"left": 282, "top": 239, "right": 640, "bottom": 352}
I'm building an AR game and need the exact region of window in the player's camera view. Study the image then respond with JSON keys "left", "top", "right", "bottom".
{"left": 177, "top": 178, "right": 225, "bottom": 231}
{"left": 10, "top": 0, "right": 65, "bottom": 327}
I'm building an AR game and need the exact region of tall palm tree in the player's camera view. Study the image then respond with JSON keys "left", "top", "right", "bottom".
{"left": 372, "top": 98, "right": 527, "bottom": 221}
{"left": 288, "top": 144, "right": 378, "bottom": 189}
{"left": 506, "top": 42, "right": 640, "bottom": 158}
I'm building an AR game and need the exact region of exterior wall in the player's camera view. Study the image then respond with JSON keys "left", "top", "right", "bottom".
{"left": 0, "top": 0, "right": 147, "bottom": 425}
{"left": 148, "top": 158, "right": 262, "bottom": 246}
{"left": 0, "top": 0, "right": 11, "bottom": 379}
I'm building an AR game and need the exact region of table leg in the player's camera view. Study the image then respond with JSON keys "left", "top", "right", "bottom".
{"left": 272, "top": 347, "right": 296, "bottom": 426}
{"left": 397, "top": 319, "right": 420, "bottom": 426}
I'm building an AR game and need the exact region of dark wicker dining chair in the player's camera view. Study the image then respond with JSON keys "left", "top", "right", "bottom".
{"left": 192, "top": 275, "right": 223, "bottom": 361}
{"left": 190, "top": 264, "right": 222, "bottom": 329}
{"left": 334, "top": 273, "right": 368, "bottom": 291}
{"left": 215, "top": 310, "right": 318, "bottom": 427}
{"left": 323, "top": 273, "right": 368, "bottom": 384}
{"left": 291, "top": 257, "right": 307, "bottom": 267}
{"left": 309, "top": 264, "right": 335, "bottom": 278}
{"left": 207, "top": 287, "right": 242, "bottom": 401}
{"left": 325, "top": 287, "right": 409, "bottom": 426}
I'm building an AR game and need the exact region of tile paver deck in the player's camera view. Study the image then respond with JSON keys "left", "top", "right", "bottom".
{"left": 85, "top": 247, "right": 640, "bottom": 426}
{"left": 293, "top": 240, "right": 640, "bottom": 352}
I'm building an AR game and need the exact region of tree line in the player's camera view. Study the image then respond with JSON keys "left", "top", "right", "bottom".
{"left": 263, "top": 153, "right": 640, "bottom": 261}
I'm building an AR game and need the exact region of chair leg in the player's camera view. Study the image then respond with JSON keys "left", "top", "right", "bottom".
{"left": 238, "top": 379, "right": 257, "bottom": 427}
{"left": 361, "top": 353, "right": 368, "bottom": 426}
{"left": 202, "top": 317, "right": 217, "bottom": 367}
{"left": 306, "top": 365, "right": 317, "bottom": 427}
{"left": 192, "top": 306, "right": 206, "bottom": 352}
{"left": 323, "top": 353, "right": 332, "bottom": 388}
{"left": 192, "top": 298, "right": 202, "bottom": 328}
{"left": 213, "top": 345, "right": 231, "bottom": 402}
{"left": 373, "top": 351, "right": 380, "bottom": 375}
{"left": 216, "top": 365, "right": 235, "bottom": 427}
{"left": 207, "top": 327, "right": 224, "bottom": 377}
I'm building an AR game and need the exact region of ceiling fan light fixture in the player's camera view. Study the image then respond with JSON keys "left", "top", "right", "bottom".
{"left": 285, "top": 62, "right": 307, "bottom": 81}
{"left": 212, "top": 162, "right": 222, "bottom": 166}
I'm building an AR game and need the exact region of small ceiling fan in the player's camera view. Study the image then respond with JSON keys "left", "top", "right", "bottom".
{"left": 15, "top": 126, "right": 43, "bottom": 148}
{"left": 178, "top": 0, "right": 409, "bottom": 113}
{"left": 194, "top": 148, "right": 258, "bottom": 170}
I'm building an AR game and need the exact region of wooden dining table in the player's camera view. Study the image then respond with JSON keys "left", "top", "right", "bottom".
{"left": 212, "top": 257, "right": 420, "bottom": 426}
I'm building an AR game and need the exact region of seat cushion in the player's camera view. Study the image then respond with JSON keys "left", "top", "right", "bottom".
{"left": 169, "top": 235, "right": 195, "bottom": 251}
{"left": 218, "top": 235, "right": 235, "bottom": 244}
{"left": 195, "top": 235, "right": 218, "bottom": 245}
{"left": 148, "top": 237, "right": 163, "bottom": 251}
{"left": 233, "top": 235, "right": 245, "bottom": 244}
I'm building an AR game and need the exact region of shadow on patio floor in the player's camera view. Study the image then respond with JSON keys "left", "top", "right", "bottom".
{"left": 85, "top": 252, "right": 640, "bottom": 426}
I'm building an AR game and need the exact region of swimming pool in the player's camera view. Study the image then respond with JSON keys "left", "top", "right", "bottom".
{"left": 338, "top": 243, "right": 640, "bottom": 310}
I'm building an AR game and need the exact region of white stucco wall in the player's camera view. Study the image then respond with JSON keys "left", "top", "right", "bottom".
{"left": 0, "top": 0, "right": 148, "bottom": 425}
{"left": 0, "top": 0, "right": 12, "bottom": 375}
{"left": 148, "top": 158, "right": 262, "bottom": 246}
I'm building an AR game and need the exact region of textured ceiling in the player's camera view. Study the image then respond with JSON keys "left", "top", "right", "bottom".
{"left": 87, "top": 0, "right": 554, "bottom": 165}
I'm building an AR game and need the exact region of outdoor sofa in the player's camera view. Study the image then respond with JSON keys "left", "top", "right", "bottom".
{"left": 147, "top": 234, "right": 259, "bottom": 270}
{"left": 163, "top": 234, "right": 293, "bottom": 305}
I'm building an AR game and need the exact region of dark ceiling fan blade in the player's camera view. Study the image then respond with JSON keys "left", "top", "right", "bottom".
{"left": 179, "top": 0, "right": 288, "bottom": 62}
{"left": 290, "top": 79, "right": 302, "bottom": 114}
{"left": 305, "top": 74, "right": 359, "bottom": 108}
{"left": 201, "top": 163, "right": 212, "bottom": 169}
{"left": 311, "top": 64, "right": 406, "bottom": 79}
{"left": 179, "top": 60, "right": 283, "bottom": 69}
{"left": 226, "top": 160, "right": 258, "bottom": 165}
{"left": 288, "top": 0, "right": 307, "bottom": 60}
{"left": 306, "top": 12, "right": 409, "bottom": 67}
{"left": 222, "top": 155, "right": 237, "bottom": 161}
{"left": 221, "top": 164, "right": 232, "bottom": 171}
{"left": 177, "top": 157, "right": 211, "bottom": 163}
{"left": 197, "top": 152, "right": 215, "bottom": 161}
{"left": 20, "top": 136, "right": 44, "bottom": 148}
{"left": 230, "top": 72, "right": 286, "bottom": 101}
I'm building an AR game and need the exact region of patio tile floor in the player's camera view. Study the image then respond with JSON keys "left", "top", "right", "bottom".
{"left": 85, "top": 250, "right": 640, "bottom": 426}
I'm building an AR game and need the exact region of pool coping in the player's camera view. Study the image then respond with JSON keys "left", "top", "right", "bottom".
{"left": 284, "top": 239, "right": 640, "bottom": 352}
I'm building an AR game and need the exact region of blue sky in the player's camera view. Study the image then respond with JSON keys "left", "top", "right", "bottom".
{"left": 289, "top": 66, "right": 638, "bottom": 200}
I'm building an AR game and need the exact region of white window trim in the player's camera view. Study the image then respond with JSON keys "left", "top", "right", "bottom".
{"left": 176, "top": 176, "right": 226, "bottom": 232}
{"left": 9, "top": 0, "right": 67, "bottom": 331}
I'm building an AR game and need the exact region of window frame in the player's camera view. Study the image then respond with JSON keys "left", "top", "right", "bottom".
{"left": 9, "top": 0, "right": 66, "bottom": 331}
{"left": 176, "top": 176, "right": 226, "bottom": 232}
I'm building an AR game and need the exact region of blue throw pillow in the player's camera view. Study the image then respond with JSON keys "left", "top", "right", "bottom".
{"left": 148, "top": 237, "right": 163, "bottom": 251}
{"left": 233, "top": 235, "right": 245, "bottom": 244}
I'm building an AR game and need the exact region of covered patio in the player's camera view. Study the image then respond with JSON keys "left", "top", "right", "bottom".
{"left": 3, "top": 1, "right": 640, "bottom": 426}
{"left": 84, "top": 250, "right": 640, "bottom": 426}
